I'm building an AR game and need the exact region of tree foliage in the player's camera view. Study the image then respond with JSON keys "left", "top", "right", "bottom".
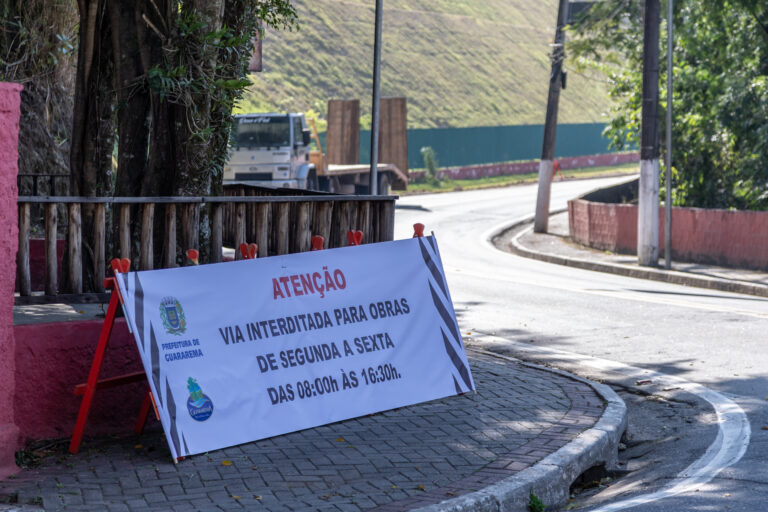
{"left": 569, "top": 0, "right": 768, "bottom": 210}
{"left": 64, "top": 0, "right": 298, "bottom": 289}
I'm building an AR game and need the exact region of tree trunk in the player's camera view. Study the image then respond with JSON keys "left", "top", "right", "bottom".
{"left": 69, "top": 0, "right": 115, "bottom": 291}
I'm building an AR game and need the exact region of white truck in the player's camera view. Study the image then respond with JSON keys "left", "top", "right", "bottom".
{"left": 223, "top": 113, "right": 317, "bottom": 189}
{"left": 223, "top": 112, "right": 407, "bottom": 194}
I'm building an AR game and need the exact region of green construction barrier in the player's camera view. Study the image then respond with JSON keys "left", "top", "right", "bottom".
{"left": 318, "top": 123, "right": 618, "bottom": 169}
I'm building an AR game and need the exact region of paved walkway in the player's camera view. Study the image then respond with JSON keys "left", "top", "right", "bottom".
{"left": 0, "top": 351, "right": 612, "bottom": 511}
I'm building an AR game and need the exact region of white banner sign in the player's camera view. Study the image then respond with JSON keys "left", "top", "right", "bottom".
{"left": 116, "top": 236, "right": 474, "bottom": 460}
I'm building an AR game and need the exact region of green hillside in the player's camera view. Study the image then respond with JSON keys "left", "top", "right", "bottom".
{"left": 237, "top": 0, "right": 610, "bottom": 129}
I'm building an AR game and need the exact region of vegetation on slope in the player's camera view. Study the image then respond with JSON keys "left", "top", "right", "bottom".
{"left": 237, "top": 0, "right": 610, "bottom": 128}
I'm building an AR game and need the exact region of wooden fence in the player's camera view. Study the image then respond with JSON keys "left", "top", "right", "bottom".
{"left": 15, "top": 193, "right": 396, "bottom": 304}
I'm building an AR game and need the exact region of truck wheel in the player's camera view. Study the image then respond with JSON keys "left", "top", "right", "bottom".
{"left": 377, "top": 172, "right": 391, "bottom": 195}
{"left": 307, "top": 170, "right": 318, "bottom": 191}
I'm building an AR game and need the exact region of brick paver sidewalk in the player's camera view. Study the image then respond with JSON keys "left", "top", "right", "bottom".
{"left": 0, "top": 351, "right": 604, "bottom": 512}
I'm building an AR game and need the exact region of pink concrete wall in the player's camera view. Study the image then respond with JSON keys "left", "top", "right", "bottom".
{"left": 569, "top": 199, "right": 768, "bottom": 270}
{"left": 0, "top": 82, "right": 22, "bottom": 478}
{"left": 13, "top": 320, "right": 146, "bottom": 442}
{"left": 411, "top": 152, "right": 639, "bottom": 181}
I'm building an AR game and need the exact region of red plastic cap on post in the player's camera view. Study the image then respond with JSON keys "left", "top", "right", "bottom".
{"left": 413, "top": 223, "right": 425, "bottom": 238}
{"left": 186, "top": 249, "right": 199, "bottom": 265}
{"left": 110, "top": 258, "right": 131, "bottom": 274}
{"left": 311, "top": 235, "right": 325, "bottom": 251}
{"left": 346, "top": 230, "right": 364, "bottom": 246}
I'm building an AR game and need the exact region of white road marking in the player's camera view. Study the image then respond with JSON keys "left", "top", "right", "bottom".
{"left": 471, "top": 218, "right": 752, "bottom": 510}
{"left": 471, "top": 332, "right": 751, "bottom": 512}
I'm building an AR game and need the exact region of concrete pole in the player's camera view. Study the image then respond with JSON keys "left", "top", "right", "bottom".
{"left": 638, "top": 0, "right": 661, "bottom": 266}
{"left": 664, "top": 0, "right": 673, "bottom": 269}
{"left": 368, "top": 0, "right": 383, "bottom": 195}
{"left": 0, "top": 82, "right": 22, "bottom": 479}
{"left": 534, "top": 0, "right": 568, "bottom": 233}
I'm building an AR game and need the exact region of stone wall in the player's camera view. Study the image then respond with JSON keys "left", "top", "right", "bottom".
{"left": 0, "top": 82, "right": 23, "bottom": 478}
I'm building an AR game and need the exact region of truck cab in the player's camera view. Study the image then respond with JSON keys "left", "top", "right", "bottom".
{"left": 223, "top": 113, "right": 316, "bottom": 189}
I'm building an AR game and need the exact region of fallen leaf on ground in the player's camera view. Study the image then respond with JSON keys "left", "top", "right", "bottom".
{"left": 221, "top": 460, "right": 232, "bottom": 466}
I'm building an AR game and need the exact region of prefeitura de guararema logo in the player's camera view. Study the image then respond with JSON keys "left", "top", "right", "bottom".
{"left": 160, "top": 296, "right": 186, "bottom": 335}
{"left": 186, "top": 377, "right": 214, "bottom": 421}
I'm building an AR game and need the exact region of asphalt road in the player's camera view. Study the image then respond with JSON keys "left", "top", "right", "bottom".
{"left": 393, "top": 177, "right": 768, "bottom": 511}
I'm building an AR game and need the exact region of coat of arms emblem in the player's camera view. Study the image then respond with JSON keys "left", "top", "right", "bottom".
{"left": 160, "top": 297, "right": 186, "bottom": 335}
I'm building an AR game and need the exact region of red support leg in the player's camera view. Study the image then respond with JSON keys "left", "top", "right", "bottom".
{"left": 134, "top": 389, "right": 153, "bottom": 435}
{"left": 69, "top": 282, "right": 121, "bottom": 454}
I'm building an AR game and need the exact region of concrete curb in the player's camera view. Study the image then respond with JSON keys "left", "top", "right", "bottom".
{"left": 414, "top": 346, "right": 626, "bottom": 512}
{"left": 505, "top": 214, "right": 768, "bottom": 299}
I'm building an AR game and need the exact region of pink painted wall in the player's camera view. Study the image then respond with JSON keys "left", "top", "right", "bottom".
{"left": 569, "top": 199, "right": 768, "bottom": 270}
{"left": 411, "top": 152, "right": 639, "bottom": 182}
{"left": 13, "top": 319, "right": 146, "bottom": 442}
{"left": 0, "top": 82, "right": 23, "bottom": 479}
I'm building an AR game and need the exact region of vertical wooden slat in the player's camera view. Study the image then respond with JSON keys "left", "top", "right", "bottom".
{"left": 295, "top": 202, "right": 311, "bottom": 252}
{"left": 164, "top": 204, "right": 177, "bottom": 268}
{"left": 68, "top": 203, "right": 82, "bottom": 294}
{"left": 140, "top": 203, "right": 155, "bottom": 270}
{"left": 235, "top": 203, "right": 246, "bottom": 260}
{"left": 16, "top": 203, "right": 31, "bottom": 296}
{"left": 357, "top": 201, "right": 371, "bottom": 243}
{"left": 181, "top": 203, "right": 200, "bottom": 261}
{"left": 211, "top": 204, "right": 222, "bottom": 263}
{"left": 45, "top": 202, "right": 58, "bottom": 295}
{"left": 119, "top": 204, "right": 131, "bottom": 260}
{"left": 256, "top": 202, "right": 269, "bottom": 258}
{"left": 380, "top": 200, "right": 395, "bottom": 242}
{"left": 93, "top": 203, "right": 106, "bottom": 292}
{"left": 276, "top": 202, "right": 290, "bottom": 255}
{"left": 347, "top": 201, "right": 358, "bottom": 242}
{"left": 311, "top": 201, "right": 333, "bottom": 247}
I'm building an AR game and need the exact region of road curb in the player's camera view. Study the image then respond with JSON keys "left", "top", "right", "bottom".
{"left": 504, "top": 215, "right": 768, "bottom": 299}
{"left": 413, "top": 346, "right": 627, "bottom": 512}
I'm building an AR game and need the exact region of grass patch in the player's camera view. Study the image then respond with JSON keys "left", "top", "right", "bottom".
{"left": 239, "top": 0, "right": 610, "bottom": 129}
{"left": 402, "top": 162, "right": 639, "bottom": 195}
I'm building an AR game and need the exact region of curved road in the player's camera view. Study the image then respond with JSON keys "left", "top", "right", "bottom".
{"left": 394, "top": 177, "right": 768, "bottom": 511}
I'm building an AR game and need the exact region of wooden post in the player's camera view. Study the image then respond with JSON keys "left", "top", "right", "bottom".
{"left": 312, "top": 201, "right": 333, "bottom": 247}
{"left": 378, "top": 200, "right": 395, "bottom": 242}
{"left": 276, "top": 202, "right": 290, "bottom": 255}
{"left": 357, "top": 201, "right": 371, "bottom": 243}
{"left": 16, "top": 203, "right": 30, "bottom": 296}
{"left": 181, "top": 204, "right": 200, "bottom": 262}
{"left": 256, "top": 202, "right": 269, "bottom": 258}
{"left": 296, "top": 202, "right": 311, "bottom": 252}
{"left": 45, "top": 202, "right": 58, "bottom": 295}
{"left": 235, "top": 203, "right": 246, "bottom": 260}
{"left": 164, "top": 204, "right": 177, "bottom": 268}
{"left": 93, "top": 203, "right": 106, "bottom": 293}
{"left": 211, "top": 204, "right": 222, "bottom": 263}
{"left": 119, "top": 204, "right": 131, "bottom": 260}
{"left": 140, "top": 203, "right": 155, "bottom": 270}
{"left": 68, "top": 203, "right": 82, "bottom": 294}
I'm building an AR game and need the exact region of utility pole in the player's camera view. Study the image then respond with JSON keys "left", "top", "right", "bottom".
{"left": 534, "top": 0, "right": 569, "bottom": 233}
{"left": 369, "top": 0, "right": 383, "bottom": 195}
{"left": 664, "top": 0, "right": 673, "bottom": 269}
{"left": 638, "top": 0, "right": 661, "bottom": 266}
